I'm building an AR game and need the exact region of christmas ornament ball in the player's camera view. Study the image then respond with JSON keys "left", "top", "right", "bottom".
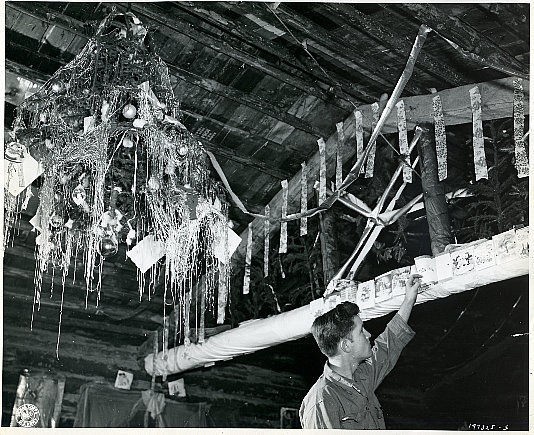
{"left": 178, "top": 146, "right": 188, "bottom": 156}
{"left": 51, "top": 80, "right": 65, "bottom": 93}
{"left": 147, "top": 176, "right": 160, "bottom": 191}
{"left": 122, "top": 104, "right": 137, "bottom": 119}
{"left": 122, "top": 136, "right": 134, "bottom": 148}
{"left": 98, "top": 235, "right": 119, "bottom": 258}
{"left": 45, "top": 138, "right": 54, "bottom": 149}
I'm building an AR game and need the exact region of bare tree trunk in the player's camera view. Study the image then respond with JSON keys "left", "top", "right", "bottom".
{"left": 417, "top": 124, "right": 453, "bottom": 255}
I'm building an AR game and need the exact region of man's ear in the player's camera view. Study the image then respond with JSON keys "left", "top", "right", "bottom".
{"left": 339, "top": 338, "right": 351, "bottom": 354}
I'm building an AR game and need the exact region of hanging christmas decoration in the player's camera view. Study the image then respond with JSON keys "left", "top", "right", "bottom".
{"left": 317, "top": 138, "right": 327, "bottom": 203}
{"left": 396, "top": 100, "right": 411, "bottom": 183}
{"left": 300, "top": 162, "right": 308, "bottom": 236}
{"left": 279, "top": 179, "right": 288, "bottom": 254}
{"left": 365, "top": 102, "right": 380, "bottom": 178}
{"left": 513, "top": 78, "right": 529, "bottom": 178}
{"left": 469, "top": 86, "right": 488, "bottom": 181}
{"left": 264, "top": 205, "right": 270, "bottom": 277}
{"left": 352, "top": 110, "right": 364, "bottom": 176}
{"left": 432, "top": 94, "right": 448, "bottom": 181}
{"left": 335, "top": 122, "right": 344, "bottom": 189}
{"left": 243, "top": 223, "right": 253, "bottom": 295}
{"left": 5, "top": 11, "right": 229, "bottom": 353}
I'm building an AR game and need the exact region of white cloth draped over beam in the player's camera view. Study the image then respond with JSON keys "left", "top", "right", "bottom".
{"left": 145, "top": 255, "right": 528, "bottom": 376}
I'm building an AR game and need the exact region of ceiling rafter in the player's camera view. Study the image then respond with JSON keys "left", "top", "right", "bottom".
{"left": 119, "top": 2, "right": 356, "bottom": 113}
{"left": 316, "top": 3, "right": 472, "bottom": 87}
{"left": 382, "top": 3, "right": 528, "bottom": 76}
{"left": 225, "top": 2, "right": 424, "bottom": 96}
{"left": 173, "top": 1, "right": 377, "bottom": 103}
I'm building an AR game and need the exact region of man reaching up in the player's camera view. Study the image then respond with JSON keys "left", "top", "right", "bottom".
{"left": 299, "top": 275, "right": 422, "bottom": 429}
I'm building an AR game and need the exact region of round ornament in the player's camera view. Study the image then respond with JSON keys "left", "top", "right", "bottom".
{"left": 98, "top": 234, "right": 119, "bottom": 258}
{"left": 122, "top": 104, "right": 137, "bottom": 119}
{"left": 49, "top": 214, "right": 64, "bottom": 229}
{"left": 122, "top": 136, "right": 134, "bottom": 148}
{"left": 147, "top": 176, "right": 160, "bottom": 191}
{"left": 44, "top": 139, "right": 54, "bottom": 149}
{"left": 72, "top": 184, "right": 87, "bottom": 205}
{"left": 51, "top": 80, "right": 65, "bottom": 93}
{"left": 178, "top": 146, "right": 188, "bottom": 156}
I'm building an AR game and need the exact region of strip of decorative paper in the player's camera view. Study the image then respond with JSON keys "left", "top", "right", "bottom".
{"left": 365, "top": 102, "right": 380, "bottom": 178}
{"left": 264, "top": 205, "right": 270, "bottom": 276}
{"left": 336, "top": 122, "right": 344, "bottom": 189}
{"left": 396, "top": 100, "right": 411, "bottom": 183}
{"left": 300, "top": 163, "right": 307, "bottom": 236}
{"left": 217, "top": 261, "right": 228, "bottom": 324}
{"left": 469, "top": 86, "right": 488, "bottom": 181}
{"left": 318, "top": 138, "right": 327, "bottom": 203}
{"left": 432, "top": 94, "right": 447, "bottom": 181}
{"left": 243, "top": 223, "right": 252, "bottom": 294}
{"left": 354, "top": 110, "right": 364, "bottom": 172}
{"left": 279, "top": 179, "right": 288, "bottom": 253}
{"left": 513, "top": 78, "right": 529, "bottom": 178}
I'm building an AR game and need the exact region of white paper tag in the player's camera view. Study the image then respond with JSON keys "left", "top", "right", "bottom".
{"left": 114, "top": 370, "right": 133, "bottom": 390}
{"left": 357, "top": 279, "right": 375, "bottom": 309}
{"left": 168, "top": 378, "right": 186, "bottom": 397}
{"left": 374, "top": 272, "right": 393, "bottom": 303}
{"left": 4, "top": 154, "right": 44, "bottom": 196}
{"left": 126, "top": 235, "right": 165, "bottom": 273}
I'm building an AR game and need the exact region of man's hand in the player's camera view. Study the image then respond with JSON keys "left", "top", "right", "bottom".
{"left": 405, "top": 274, "right": 422, "bottom": 302}
{"left": 398, "top": 274, "right": 423, "bottom": 323}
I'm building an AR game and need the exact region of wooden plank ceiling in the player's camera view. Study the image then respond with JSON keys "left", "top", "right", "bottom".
{"left": 5, "top": 1, "right": 529, "bottom": 232}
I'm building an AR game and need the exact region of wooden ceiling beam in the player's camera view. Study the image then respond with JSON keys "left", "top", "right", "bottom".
{"left": 382, "top": 3, "right": 528, "bottom": 76}
{"left": 167, "top": 62, "right": 324, "bottom": 138}
{"left": 317, "top": 3, "right": 472, "bottom": 87}
{"left": 174, "top": 1, "right": 377, "bottom": 104}
{"left": 227, "top": 1, "right": 424, "bottom": 95}
{"left": 119, "top": 3, "right": 356, "bottom": 113}
{"left": 232, "top": 76, "right": 529, "bottom": 264}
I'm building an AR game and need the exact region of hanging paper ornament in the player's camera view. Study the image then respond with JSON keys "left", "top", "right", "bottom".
{"left": 147, "top": 176, "right": 160, "bottom": 191}
{"left": 101, "top": 100, "right": 110, "bottom": 122}
{"left": 432, "top": 94, "right": 447, "bottom": 181}
{"left": 122, "top": 104, "right": 137, "bottom": 119}
{"left": 264, "top": 205, "right": 270, "bottom": 277}
{"left": 469, "top": 86, "right": 488, "bottom": 181}
{"left": 353, "top": 110, "right": 364, "bottom": 175}
{"left": 279, "top": 179, "right": 288, "bottom": 254}
{"left": 335, "top": 122, "right": 344, "bottom": 190}
{"left": 243, "top": 223, "right": 253, "bottom": 295}
{"left": 513, "top": 77, "right": 528, "bottom": 178}
{"left": 300, "top": 162, "right": 307, "bottom": 236}
{"left": 365, "top": 102, "right": 380, "bottom": 178}
{"left": 396, "top": 100, "right": 412, "bottom": 183}
{"left": 317, "top": 138, "right": 327, "bottom": 204}
{"left": 132, "top": 118, "right": 147, "bottom": 129}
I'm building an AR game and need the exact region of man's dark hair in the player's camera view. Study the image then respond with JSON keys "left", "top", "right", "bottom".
{"left": 311, "top": 302, "right": 360, "bottom": 357}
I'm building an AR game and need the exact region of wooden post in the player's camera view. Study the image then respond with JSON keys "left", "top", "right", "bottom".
{"left": 417, "top": 124, "right": 453, "bottom": 255}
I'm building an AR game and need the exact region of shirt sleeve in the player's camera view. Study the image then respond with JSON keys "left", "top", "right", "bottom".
{"left": 364, "top": 313, "right": 415, "bottom": 389}
{"left": 300, "top": 396, "right": 343, "bottom": 429}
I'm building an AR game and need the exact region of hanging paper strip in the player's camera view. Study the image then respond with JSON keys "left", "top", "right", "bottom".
{"left": 396, "top": 100, "right": 411, "bottom": 183}
{"left": 469, "top": 86, "right": 488, "bottom": 181}
{"left": 300, "top": 163, "right": 307, "bottom": 236}
{"left": 513, "top": 78, "right": 529, "bottom": 178}
{"left": 354, "top": 110, "right": 364, "bottom": 172}
{"left": 432, "top": 94, "right": 447, "bottom": 181}
{"left": 264, "top": 205, "right": 270, "bottom": 277}
{"left": 199, "top": 280, "right": 206, "bottom": 343}
{"left": 335, "top": 122, "right": 344, "bottom": 189}
{"left": 365, "top": 103, "right": 380, "bottom": 178}
{"left": 217, "top": 261, "right": 228, "bottom": 324}
{"left": 318, "top": 138, "right": 327, "bottom": 203}
{"left": 243, "top": 223, "right": 253, "bottom": 295}
{"left": 279, "top": 180, "right": 288, "bottom": 254}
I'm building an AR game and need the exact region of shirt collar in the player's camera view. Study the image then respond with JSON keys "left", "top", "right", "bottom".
{"left": 323, "top": 362, "right": 364, "bottom": 395}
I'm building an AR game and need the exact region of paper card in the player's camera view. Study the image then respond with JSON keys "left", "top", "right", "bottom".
{"left": 451, "top": 246, "right": 475, "bottom": 276}
{"left": 168, "top": 378, "right": 186, "bottom": 397}
{"left": 324, "top": 294, "right": 341, "bottom": 312}
{"left": 391, "top": 266, "right": 411, "bottom": 296}
{"left": 214, "top": 226, "right": 242, "bottom": 264}
{"left": 493, "top": 229, "right": 518, "bottom": 264}
{"left": 374, "top": 272, "right": 392, "bottom": 303}
{"left": 515, "top": 226, "right": 529, "bottom": 258}
{"left": 4, "top": 154, "right": 44, "bottom": 196}
{"left": 473, "top": 239, "right": 496, "bottom": 270}
{"left": 29, "top": 208, "right": 43, "bottom": 232}
{"left": 435, "top": 252, "right": 453, "bottom": 281}
{"left": 414, "top": 255, "right": 437, "bottom": 284}
{"left": 309, "top": 298, "right": 325, "bottom": 318}
{"left": 356, "top": 279, "right": 375, "bottom": 309}
{"left": 340, "top": 287, "right": 350, "bottom": 303}
{"left": 126, "top": 235, "right": 165, "bottom": 273}
{"left": 347, "top": 283, "right": 358, "bottom": 303}
{"left": 114, "top": 370, "right": 133, "bottom": 390}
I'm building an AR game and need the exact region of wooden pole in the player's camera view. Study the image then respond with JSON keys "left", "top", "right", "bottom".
{"left": 417, "top": 124, "right": 453, "bottom": 254}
